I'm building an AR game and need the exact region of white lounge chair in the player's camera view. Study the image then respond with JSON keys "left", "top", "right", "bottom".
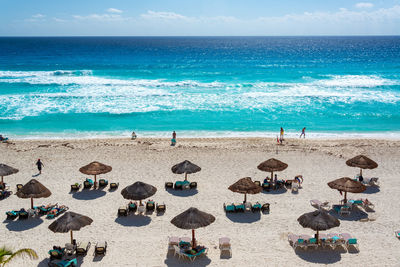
{"left": 310, "top": 199, "right": 330, "bottom": 211}
{"left": 219, "top": 237, "right": 232, "bottom": 257}
{"left": 244, "top": 202, "right": 252, "bottom": 212}
{"left": 173, "top": 245, "right": 186, "bottom": 260}
{"left": 340, "top": 233, "right": 359, "bottom": 251}
{"left": 288, "top": 234, "right": 307, "bottom": 250}
{"left": 168, "top": 236, "right": 179, "bottom": 251}
{"left": 300, "top": 234, "right": 317, "bottom": 250}
{"left": 327, "top": 233, "right": 345, "bottom": 249}
{"left": 138, "top": 205, "right": 145, "bottom": 215}
{"left": 292, "top": 182, "right": 299, "bottom": 193}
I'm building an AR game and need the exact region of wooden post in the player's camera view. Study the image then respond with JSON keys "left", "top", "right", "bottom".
{"left": 244, "top": 193, "right": 247, "bottom": 203}
{"left": 94, "top": 174, "right": 97, "bottom": 189}
{"left": 360, "top": 168, "right": 362, "bottom": 176}
{"left": 31, "top": 198, "right": 34, "bottom": 209}
{"left": 70, "top": 230, "right": 74, "bottom": 244}
{"left": 344, "top": 191, "right": 347, "bottom": 204}
{"left": 192, "top": 229, "right": 196, "bottom": 248}
{"left": 185, "top": 173, "right": 188, "bottom": 181}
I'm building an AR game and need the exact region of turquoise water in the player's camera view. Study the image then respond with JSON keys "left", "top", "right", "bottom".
{"left": 1, "top": 37, "right": 400, "bottom": 138}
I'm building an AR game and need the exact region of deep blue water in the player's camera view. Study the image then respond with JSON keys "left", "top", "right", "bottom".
{"left": 0, "top": 36, "right": 400, "bottom": 138}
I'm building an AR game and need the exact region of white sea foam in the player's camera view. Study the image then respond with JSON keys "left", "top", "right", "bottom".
{"left": 0, "top": 70, "right": 399, "bottom": 120}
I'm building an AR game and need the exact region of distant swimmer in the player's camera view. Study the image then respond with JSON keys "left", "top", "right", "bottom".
{"left": 171, "top": 131, "right": 177, "bottom": 146}
{"left": 300, "top": 127, "right": 306, "bottom": 138}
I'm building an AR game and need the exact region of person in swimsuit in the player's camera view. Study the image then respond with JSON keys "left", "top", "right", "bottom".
{"left": 36, "top": 159, "right": 44, "bottom": 174}
{"left": 300, "top": 127, "right": 306, "bottom": 138}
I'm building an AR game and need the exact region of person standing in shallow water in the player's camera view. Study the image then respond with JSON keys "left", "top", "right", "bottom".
{"left": 171, "top": 131, "right": 177, "bottom": 146}
{"left": 280, "top": 127, "right": 284, "bottom": 140}
{"left": 36, "top": 159, "right": 44, "bottom": 174}
{"left": 300, "top": 127, "right": 306, "bottom": 138}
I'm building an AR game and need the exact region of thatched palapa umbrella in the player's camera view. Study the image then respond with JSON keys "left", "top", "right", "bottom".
{"left": 79, "top": 161, "right": 112, "bottom": 188}
{"left": 16, "top": 179, "right": 51, "bottom": 209}
{"left": 171, "top": 160, "right": 201, "bottom": 181}
{"left": 49, "top": 211, "right": 93, "bottom": 244}
{"left": 346, "top": 155, "right": 378, "bottom": 176}
{"left": 257, "top": 158, "right": 288, "bottom": 179}
{"left": 298, "top": 210, "right": 340, "bottom": 243}
{"left": 171, "top": 207, "right": 215, "bottom": 248}
{"left": 328, "top": 177, "right": 366, "bottom": 204}
{"left": 121, "top": 181, "right": 157, "bottom": 205}
{"left": 228, "top": 177, "right": 262, "bottom": 203}
{"left": 0, "top": 163, "right": 19, "bottom": 190}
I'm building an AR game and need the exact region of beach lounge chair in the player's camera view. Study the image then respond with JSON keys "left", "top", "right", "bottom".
{"left": 76, "top": 241, "right": 91, "bottom": 256}
{"left": 251, "top": 202, "right": 262, "bottom": 212}
{"left": 182, "top": 180, "right": 190, "bottom": 189}
{"left": 219, "top": 237, "right": 232, "bottom": 257}
{"left": 310, "top": 199, "right": 330, "bottom": 211}
{"left": 18, "top": 208, "right": 29, "bottom": 219}
{"left": 118, "top": 206, "right": 128, "bottom": 216}
{"left": 340, "top": 206, "right": 351, "bottom": 216}
{"left": 70, "top": 183, "right": 81, "bottom": 191}
{"left": 37, "top": 204, "right": 56, "bottom": 215}
{"left": 0, "top": 190, "right": 11, "bottom": 199}
{"left": 16, "top": 184, "right": 23, "bottom": 191}
{"left": 174, "top": 181, "right": 183, "bottom": 190}
{"left": 327, "top": 233, "right": 345, "bottom": 249}
{"left": 261, "top": 203, "right": 270, "bottom": 213}
{"left": 168, "top": 236, "right": 179, "bottom": 251}
{"left": 109, "top": 182, "right": 119, "bottom": 190}
{"left": 361, "top": 199, "right": 375, "bottom": 211}
{"left": 235, "top": 203, "right": 245, "bottom": 213}
{"left": 368, "top": 177, "right": 380, "bottom": 186}
{"left": 180, "top": 237, "right": 191, "bottom": 243}
{"left": 299, "top": 235, "right": 315, "bottom": 249}
{"left": 48, "top": 246, "right": 64, "bottom": 260}
{"left": 262, "top": 182, "right": 271, "bottom": 191}
{"left": 48, "top": 258, "right": 77, "bottom": 267}
{"left": 47, "top": 205, "right": 68, "bottom": 219}
{"left": 146, "top": 201, "right": 155, "bottom": 212}
{"left": 138, "top": 205, "right": 145, "bottom": 215}
{"left": 128, "top": 202, "right": 137, "bottom": 213}
{"left": 306, "top": 237, "right": 318, "bottom": 249}
{"left": 189, "top": 182, "right": 197, "bottom": 189}
{"left": 395, "top": 231, "right": 400, "bottom": 239}
{"left": 165, "top": 182, "right": 173, "bottom": 189}
{"left": 184, "top": 248, "right": 207, "bottom": 262}
{"left": 83, "top": 179, "right": 94, "bottom": 189}
{"left": 288, "top": 234, "right": 307, "bottom": 250}
{"left": 173, "top": 245, "right": 186, "bottom": 260}
{"left": 99, "top": 179, "right": 108, "bottom": 187}
{"left": 5, "top": 210, "right": 19, "bottom": 220}
{"left": 254, "top": 181, "right": 261, "bottom": 186}
{"left": 156, "top": 203, "right": 166, "bottom": 214}
{"left": 224, "top": 203, "right": 235, "bottom": 213}
{"left": 340, "top": 233, "right": 359, "bottom": 251}
{"left": 94, "top": 241, "right": 107, "bottom": 256}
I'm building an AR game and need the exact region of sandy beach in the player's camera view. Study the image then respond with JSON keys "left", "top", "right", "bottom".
{"left": 1, "top": 137, "right": 399, "bottom": 266}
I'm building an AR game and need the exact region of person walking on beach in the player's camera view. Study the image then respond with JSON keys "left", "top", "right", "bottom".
{"left": 300, "top": 127, "right": 306, "bottom": 138}
{"left": 36, "top": 159, "right": 44, "bottom": 174}
{"left": 280, "top": 127, "right": 284, "bottom": 140}
{"left": 171, "top": 131, "right": 177, "bottom": 146}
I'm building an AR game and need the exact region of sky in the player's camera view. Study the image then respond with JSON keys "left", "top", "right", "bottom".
{"left": 0, "top": 0, "right": 400, "bottom": 36}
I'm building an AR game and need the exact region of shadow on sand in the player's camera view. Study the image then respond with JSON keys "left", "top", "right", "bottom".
{"left": 363, "top": 186, "right": 380, "bottom": 194}
{"left": 5, "top": 217, "right": 43, "bottom": 231}
{"left": 164, "top": 254, "right": 211, "bottom": 267}
{"left": 166, "top": 189, "right": 198, "bottom": 197}
{"left": 295, "top": 249, "right": 342, "bottom": 264}
{"left": 72, "top": 190, "right": 106, "bottom": 200}
{"left": 225, "top": 212, "right": 261, "bottom": 223}
{"left": 261, "top": 187, "right": 287, "bottom": 195}
{"left": 114, "top": 215, "right": 152, "bottom": 227}
{"left": 37, "top": 256, "right": 84, "bottom": 267}
{"left": 328, "top": 208, "right": 368, "bottom": 222}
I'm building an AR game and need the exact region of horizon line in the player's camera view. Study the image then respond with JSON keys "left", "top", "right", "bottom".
{"left": 1, "top": 35, "right": 400, "bottom": 38}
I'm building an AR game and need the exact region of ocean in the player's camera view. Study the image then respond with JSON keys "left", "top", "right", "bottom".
{"left": 0, "top": 36, "right": 400, "bottom": 139}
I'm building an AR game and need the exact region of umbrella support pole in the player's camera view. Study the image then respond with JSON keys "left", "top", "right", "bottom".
{"left": 271, "top": 171, "right": 273, "bottom": 180}
{"left": 360, "top": 168, "right": 362, "bottom": 176}
{"left": 244, "top": 193, "right": 247, "bottom": 203}
{"left": 185, "top": 173, "right": 187, "bottom": 181}
{"left": 344, "top": 192, "right": 347, "bottom": 204}
{"left": 1, "top": 176, "right": 3, "bottom": 191}
{"left": 31, "top": 198, "right": 34, "bottom": 209}
{"left": 94, "top": 175, "right": 97, "bottom": 189}
{"left": 70, "top": 230, "right": 74, "bottom": 244}
{"left": 316, "top": 230, "right": 319, "bottom": 244}
{"left": 192, "top": 229, "right": 196, "bottom": 248}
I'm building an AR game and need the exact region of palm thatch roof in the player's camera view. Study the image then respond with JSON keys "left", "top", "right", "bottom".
{"left": 228, "top": 177, "right": 262, "bottom": 194}
{"left": 257, "top": 158, "right": 288, "bottom": 172}
{"left": 79, "top": 161, "right": 112, "bottom": 175}
{"left": 346, "top": 155, "right": 378, "bottom": 170}
{"left": 298, "top": 210, "right": 340, "bottom": 231}
{"left": 48, "top": 212, "right": 93, "bottom": 233}
{"left": 327, "top": 177, "right": 366, "bottom": 193}
{"left": 171, "top": 207, "right": 215, "bottom": 230}
{"left": 0, "top": 164, "right": 19, "bottom": 176}
{"left": 16, "top": 179, "right": 51, "bottom": 198}
{"left": 171, "top": 160, "right": 201, "bottom": 174}
{"left": 121, "top": 181, "right": 157, "bottom": 200}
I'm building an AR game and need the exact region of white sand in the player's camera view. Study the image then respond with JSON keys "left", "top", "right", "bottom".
{"left": 1, "top": 137, "right": 399, "bottom": 266}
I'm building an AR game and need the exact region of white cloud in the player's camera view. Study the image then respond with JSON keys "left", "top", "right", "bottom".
{"left": 73, "top": 14, "right": 125, "bottom": 21}
{"left": 355, "top": 2, "right": 374, "bottom": 9}
{"left": 141, "top": 10, "right": 189, "bottom": 20}
{"left": 107, "top": 8, "right": 122, "bottom": 14}
{"left": 32, "top": 14, "right": 45, "bottom": 18}
{"left": 53, "top": 17, "right": 66, "bottom": 23}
